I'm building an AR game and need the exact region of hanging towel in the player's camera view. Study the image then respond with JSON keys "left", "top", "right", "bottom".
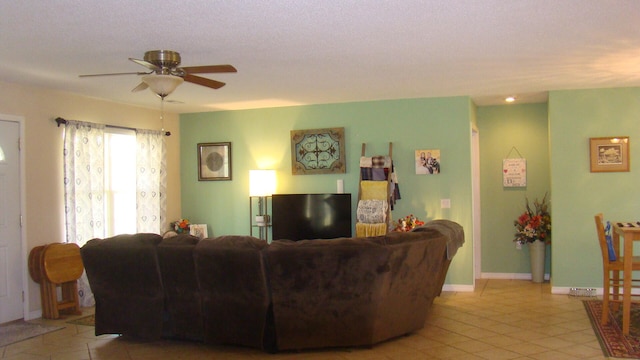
{"left": 356, "top": 222, "right": 388, "bottom": 237}
{"left": 371, "top": 156, "right": 391, "bottom": 168}
{"left": 361, "top": 167, "right": 390, "bottom": 181}
{"left": 360, "top": 167, "right": 374, "bottom": 180}
{"left": 371, "top": 168, "right": 387, "bottom": 181}
{"left": 357, "top": 200, "right": 388, "bottom": 223}
{"left": 359, "top": 157, "right": 373, "bottom": 168}
{"left": 360, "top": 181, "right": 388, "bottom": 200}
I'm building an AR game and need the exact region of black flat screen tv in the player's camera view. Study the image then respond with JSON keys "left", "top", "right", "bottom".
{"left": 272, "top": 193, "right": 352, "bottom": 241}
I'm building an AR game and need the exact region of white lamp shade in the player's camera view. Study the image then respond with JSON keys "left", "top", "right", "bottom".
{"left": 249, "top": 170, "right": 276, "bottom": 196}
{"left": 142, "top": 74, "right": 184, "bottom": 97}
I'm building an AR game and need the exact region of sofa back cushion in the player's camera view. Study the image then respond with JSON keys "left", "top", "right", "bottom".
{"left": 80, "top": 233, "right": 164, "bottom": 339}
{"left": 157, "top": 234, "right": 202, "bottom": 340}
{"left": 266, "top": 237, "right": 390, "bottom": 350}
{"left": 194, "top": 236, "right": 270, "bottom": 349}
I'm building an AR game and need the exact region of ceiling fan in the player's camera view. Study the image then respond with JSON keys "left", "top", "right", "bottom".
{"left": 79, "top": 50, "right": 237, "bottom": 98}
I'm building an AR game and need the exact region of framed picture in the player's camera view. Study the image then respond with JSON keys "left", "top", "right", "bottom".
{"left": 189, "top": 224, "right": 208, "bottom": 239}
{"left": 415, "top": 149, "right": 440, "bottom": 175}
{"left": 291, "top": 127, "right": 346, "bottom": 175}
{"left": 198, "top": 142, "right": 232, "bottom": 180}
{"left": 589, "top": 137, "right": 629, "bottom": 172}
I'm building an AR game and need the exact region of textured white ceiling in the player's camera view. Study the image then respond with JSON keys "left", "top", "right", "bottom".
{"left": 1, "top": 1, "right": 639, "bottom": 113}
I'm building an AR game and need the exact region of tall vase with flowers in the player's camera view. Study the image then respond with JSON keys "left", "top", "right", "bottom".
{"left": 513, "top": 193, "right": 551, "bottom": 283}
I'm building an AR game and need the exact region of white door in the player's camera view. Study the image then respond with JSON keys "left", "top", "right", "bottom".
{"left": 0, "top": 119, "right": 23, "bottom": 323}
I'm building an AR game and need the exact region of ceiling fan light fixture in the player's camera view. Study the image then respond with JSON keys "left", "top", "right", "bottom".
{"left": 142, "top": 74, "right": 184, "bottom": 97}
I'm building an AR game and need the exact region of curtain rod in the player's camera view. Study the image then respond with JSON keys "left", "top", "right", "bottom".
{"left": 55, "top": 117, "right": 171, "bottom": 136}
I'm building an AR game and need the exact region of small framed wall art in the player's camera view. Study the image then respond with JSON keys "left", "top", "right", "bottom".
{"left": 415, "top": 149, "right": 440, "bottom": 175}
{"left": 589, "top": 136, "right": 629, "bottom": 173}
{"left": 198, "top": 142, "right": 232, "bottom": 180}
{"left": 189, "top": 224, "right": 208, "bottom": 239}
{"left": 291, "top": 127, "right": 346, "bottom": 175}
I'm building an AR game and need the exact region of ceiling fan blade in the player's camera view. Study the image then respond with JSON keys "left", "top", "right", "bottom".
{"left": 131, "top": 82, "right": 149, "bottom": 92}
{"left": 79, "top": 71, "right": 151, "bottom": 78}
{"left": 129, "top": 57, "right": 161, "bottom": 71}
{"left": 184, "top": 74, "right": 226, "bottom": 89}
{"left": 181, "top": 65, "right": 237, "bottom": 74}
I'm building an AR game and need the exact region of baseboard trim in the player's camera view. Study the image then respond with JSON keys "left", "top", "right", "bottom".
{"left": 480, "top": 272, "right": 551, "bottom": 281}
{"left": 442, "top": 284, "right": 474, "bottom": 292}
{"left": 27, "top": 309, "right": 42, "bottom": 321}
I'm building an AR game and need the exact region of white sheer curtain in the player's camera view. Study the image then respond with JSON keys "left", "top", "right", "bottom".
{"left": 63, "top": 122, "right": 167, "bottom": 307}
{"left": 135, "top": 129, "right": 167, "bottom": 233}
{"left": 63, "top": 120, "right": 105, "bottom": 307}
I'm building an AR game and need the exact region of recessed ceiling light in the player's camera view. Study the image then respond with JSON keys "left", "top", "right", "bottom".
{"left": 505, "top": 96, "right": 516, "bottom": 103}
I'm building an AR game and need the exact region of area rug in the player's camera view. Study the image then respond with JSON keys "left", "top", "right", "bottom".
{"left": 0, "top": 321, "right": 64, "bottom": 347}
{"left": 583, "top": 300, "right": 640, "bottom": 358}
{"left": 66, "top": 314, "right": 94, "bottom": 326}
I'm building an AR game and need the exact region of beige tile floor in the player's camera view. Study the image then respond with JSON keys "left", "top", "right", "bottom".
{"left": 1, "top": 279, "right": 608, "bottom": 359}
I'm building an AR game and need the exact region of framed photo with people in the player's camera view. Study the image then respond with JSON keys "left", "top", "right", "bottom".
{"left": 415, "top": 149, "right": 440, "bottom": 175}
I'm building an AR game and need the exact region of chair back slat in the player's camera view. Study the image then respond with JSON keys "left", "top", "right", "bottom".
{"left": 594, "top": 213, "right": 612, "bottom": 263}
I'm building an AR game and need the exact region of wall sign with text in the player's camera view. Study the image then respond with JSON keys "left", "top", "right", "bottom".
{"left": 503, "top": 158, "right": 526, "bottom": 187}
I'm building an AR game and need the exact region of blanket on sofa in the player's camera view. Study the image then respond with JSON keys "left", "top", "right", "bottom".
{"left": 412, "top": 219, "right": 464, "bottom": 259}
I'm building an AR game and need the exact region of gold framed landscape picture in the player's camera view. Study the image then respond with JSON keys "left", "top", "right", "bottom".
{"left": 198, "top": 142, "right": 232, "bottom": 180}
{"left": 589, "top": 136, "right": 629, "bottom": 173}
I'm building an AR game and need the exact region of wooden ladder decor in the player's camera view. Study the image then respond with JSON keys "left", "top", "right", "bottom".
{"left": 357, "top": 142, "right": 394, "bottom": 235}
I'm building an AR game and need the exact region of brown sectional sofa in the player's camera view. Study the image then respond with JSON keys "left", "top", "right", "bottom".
{"left": 80, "top": 220, "right": 463, "bottom": 352}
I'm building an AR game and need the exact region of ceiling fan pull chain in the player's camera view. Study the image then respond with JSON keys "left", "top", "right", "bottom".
{"left": 160, "top": 96, "right": 165, "bottom": 131}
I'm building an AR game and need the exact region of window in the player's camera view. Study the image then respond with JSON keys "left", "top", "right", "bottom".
{"left": 104, "top": 128, "right": 136, "bottom": 236}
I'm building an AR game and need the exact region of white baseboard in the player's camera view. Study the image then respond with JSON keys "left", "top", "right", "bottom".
{"left": 27, "top": 309, "right": 42, "bottom": 321}
{"left": 442, "top": 284, "right": 474, "bottom": 292}
{"left": 480, "top": 272, "right": 551, "bottom": 281}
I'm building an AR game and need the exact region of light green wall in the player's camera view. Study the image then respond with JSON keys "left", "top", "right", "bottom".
{"left": 178, "top": 86, "right": 640, "bottom": 289}
{"left": 477, "top": 103, "right": 551, "bottom": 275}
{"left": 549, "top": 87, "right": 640, "bottom": 288}
{"left": 180, "top": 96, "right": 475, "bottom": 286}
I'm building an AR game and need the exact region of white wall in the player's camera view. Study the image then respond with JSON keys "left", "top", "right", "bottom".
{"left": 0, "top": 80, "right": 182, "bottom": 316}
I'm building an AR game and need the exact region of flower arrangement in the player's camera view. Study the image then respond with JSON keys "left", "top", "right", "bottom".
{"left": 514, "top": 194, "right": 551, "bottom": 245}
{"left": 394, "top": 214, "right": 425, "bottom": 232}
{"left": 171, "top": 218, "right": 190, "bottom": 234}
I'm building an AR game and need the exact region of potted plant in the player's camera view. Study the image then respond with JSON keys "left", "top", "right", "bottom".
{"left": 513, "top": 193, "right": 551, "bottom": 283}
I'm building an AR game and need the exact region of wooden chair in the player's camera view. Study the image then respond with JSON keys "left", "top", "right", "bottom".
{"left": 594, "top": 213, "right": 640, "bottom": 325}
